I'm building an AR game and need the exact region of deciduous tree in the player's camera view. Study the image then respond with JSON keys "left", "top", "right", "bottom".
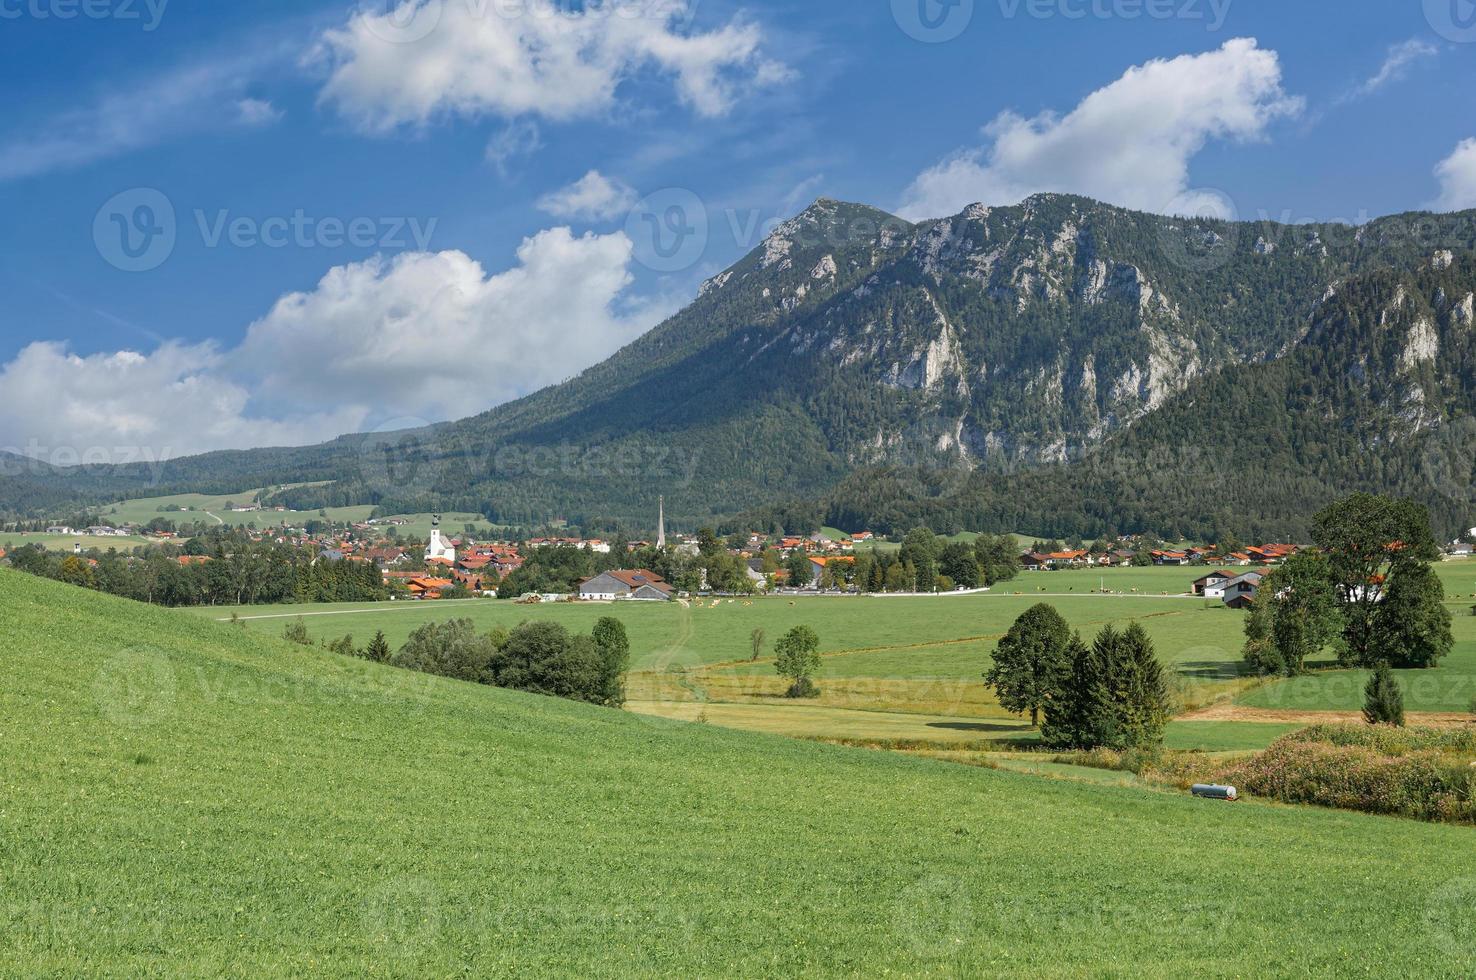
{"left": 984, "top": 604, "right": 1071, "bottom": 727}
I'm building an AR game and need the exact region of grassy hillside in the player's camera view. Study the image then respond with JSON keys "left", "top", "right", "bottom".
{"left": 4, "top": 569, "right": 1476, "bottom": 975}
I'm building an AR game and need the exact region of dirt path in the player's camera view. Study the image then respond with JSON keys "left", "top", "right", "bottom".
{"left": 1183, "top": 702, "right": 1476, "bottom": 727}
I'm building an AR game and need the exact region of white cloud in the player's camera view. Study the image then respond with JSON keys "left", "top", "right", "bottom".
{"left": 485, "top": 119, "right": 543, "bottom": 174}
{"left": 1432, "top": 138, "right": 1476, "bottom": 212}
{"left": 0, "top": 342, "right": 361, "bottom": 462}
{"left": 235, "top": 98, "right": 284, "bottom": 127}
{"left": 0, "top": 49, "right": 286, "bottom": 182}
{"left": 237, "top": 228, "right": 652, "bottom": 422}
{"left": 1346, "top": 39, "right": 1438, "bottom": 100}
{"left": 537, "top": 170, "right": 639, "bottom": 221}
{"left": 0, "top": 228, "right": 666, "bottom": 461}
{"left": 316, "top": 0, "right": 785, "bottom": 132}
{"left": 897, "top": 38, "right": 1302, "bottom": 221}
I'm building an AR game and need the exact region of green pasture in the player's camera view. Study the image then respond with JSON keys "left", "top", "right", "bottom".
{"left": 5, "top": 568, "right": 1476, "bottom": 975}
{"left": 3, "top": 533, "right": 156, "bottom": 553}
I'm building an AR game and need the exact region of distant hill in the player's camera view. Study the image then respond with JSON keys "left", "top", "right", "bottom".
{"left": 7, "top": 195, "right": 1476, "bottom": 537}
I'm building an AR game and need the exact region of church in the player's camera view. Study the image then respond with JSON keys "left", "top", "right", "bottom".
{"left": 424, "top": 515, "right": 456, "bottom": 564}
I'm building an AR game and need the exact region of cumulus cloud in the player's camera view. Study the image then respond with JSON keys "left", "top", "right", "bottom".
{"left": 236, "top": 228, "right": 650, "bottom": 421}
{"left": 897, "top": 38, "right": 1302, "bottom": 221}
{"left": 536, "top": 170, "right": 639, "bottom": 221}
{"left": 316, "top": 0, "right": 785, "bottom": 132}
{"left": 0, "top": 342, "right": 361, "bottom": 463}
{"left": 0, "top": 229, "right": 664, "bottom": 462}
{"left": 1432, "top": 138, "right": 1476, "bottom": 212}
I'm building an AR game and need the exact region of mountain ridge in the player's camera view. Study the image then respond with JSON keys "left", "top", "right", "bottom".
{"left": 6, "top": 194, "right": 1476, "bottom": 536}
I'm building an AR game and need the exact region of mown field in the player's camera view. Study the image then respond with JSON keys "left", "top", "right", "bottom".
{"left": 194, "top": 561, "right": 1476, "bottom": 749}
{"left": 91, "top": 488, "right": 503, "bottom": 538}
{"left": 5, "top": 568, "right": 1476, "bottom": 975}
{"left": 1, "top": 532, "right": 155, "bottom": 553}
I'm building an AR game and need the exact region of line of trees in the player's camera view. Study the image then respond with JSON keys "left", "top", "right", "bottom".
{"left": 6, "top": 537, "right": 387, "bottom": 607}
{"left": 984, "top": 604, "right": 1172, "bottom": 750}
{"left": 314, "top": 617, "right": 631, "bottom": 708}
{"left": 1243, "top": 493, "right": 1453, "bottom": 677}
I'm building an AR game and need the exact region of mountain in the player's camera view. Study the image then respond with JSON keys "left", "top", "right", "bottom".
{"left": 8, "top": 195, "right": 1476, "bottom": 535}
{"left": 819, "top": 251, "right": 1476, "bottom": 541}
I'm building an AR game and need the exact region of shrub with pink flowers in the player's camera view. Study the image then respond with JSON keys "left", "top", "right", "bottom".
{"left": 1225, "top": 725, "right": 1476, "bottom": 824}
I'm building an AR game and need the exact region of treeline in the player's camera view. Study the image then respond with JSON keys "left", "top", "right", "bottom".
{"left": 6, "top": 538, "right": 387, "bottom": 607}
{"left": 297, "top": 616, "right": 630, "bottom": 709}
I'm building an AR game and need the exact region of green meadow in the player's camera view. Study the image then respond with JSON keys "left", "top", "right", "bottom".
{"left": 5, "top": 568, "right": 1476, "bottom": 975}
{"left": 197, "top": 560, "right": 1476, "bottom": 746}
{"left": 90, "top": 488, "right": 503, "bottom": 538}
{"left": 2, "top": 532, "right": 155, "bottom": 553}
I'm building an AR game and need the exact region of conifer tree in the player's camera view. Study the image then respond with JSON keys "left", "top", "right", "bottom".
{"left": 1363, "top": 664, "right": 1405, "bottom": 727}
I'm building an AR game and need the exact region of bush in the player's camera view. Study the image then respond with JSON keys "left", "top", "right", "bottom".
{"left": 282, "top": 619, "right": 311, "bottom": 645}
{"left": 489, "top": 621, "right": 625, "bottom": 707}
{"left": 1225, "top": 735, "right": 1476, "bottom": 823}
{"left": 785, "top": 677, "right": 820, "bottom": 699}
{"left": 1280, "top": 723, "right": 1476, "bottom": 755}
{"left": 392, "top": 619, "right": 500, "bottom": 683}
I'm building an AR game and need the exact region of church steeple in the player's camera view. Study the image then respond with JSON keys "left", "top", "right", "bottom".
{"left": 656, "top": 496, "right": 666, "bottom": 550}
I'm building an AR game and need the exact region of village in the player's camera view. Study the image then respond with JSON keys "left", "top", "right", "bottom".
{"left": 5, "top": 501, "right": 1330, "bottom": 611}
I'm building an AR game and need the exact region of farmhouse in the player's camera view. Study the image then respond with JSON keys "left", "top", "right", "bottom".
{"left": 1208, "top": 571, "right": 1264, "bottom": 605}
{"left": 579, "top": 569, "right": 674, "bottom": 601}
{"left": 1191, "top": 570, "right": 1236, "bottom": 597}
{"left": 406, "top": 576, "right": 455, "bottom": 599}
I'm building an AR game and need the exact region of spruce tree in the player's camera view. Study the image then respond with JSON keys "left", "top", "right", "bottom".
{"left": 1041, "top": 632, "right": 1115, "bottom": 749}
{"left": 1116, "top": 622, "right": 1172, "bottom": 748}
{"left": 1363, "top": 664, "right": 1405, "bottom": 727}
{"left": 365, "top": 630, "right": 391, "bottom": 664}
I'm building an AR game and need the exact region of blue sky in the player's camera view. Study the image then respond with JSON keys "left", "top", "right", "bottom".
{"left": 2, "top": 0, "right": 1475, "bottom": 461}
